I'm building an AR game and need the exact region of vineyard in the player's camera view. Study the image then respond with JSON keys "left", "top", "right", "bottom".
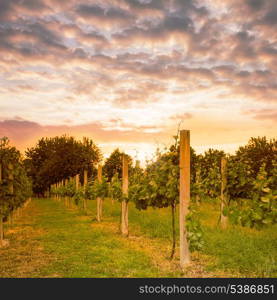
{"left": 0, "top": 133, "right": 276, "bottom": 277}
{"left": 0, "top": 137, "right": 32, "bottom": 247}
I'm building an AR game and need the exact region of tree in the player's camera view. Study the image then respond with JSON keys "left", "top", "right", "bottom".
{"left": 103, "top": 148, "right": 133, "bottom": 182}
{"left": 24, "top": 135, "right": 101, "bottom": 195}
{"left": 0, "top": 137, "right": 32, "bottom": 220}
{"left": 235, "top": 136, "right": 277, "bottom": 182}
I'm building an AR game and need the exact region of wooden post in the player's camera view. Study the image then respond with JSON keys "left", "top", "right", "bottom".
{"left": 75, "top": 174, "right": 80, "bottom": 209}
{"left": 61, "top": 180, "right": 64, "bottom": 204}
{"left": 54, "top": 183, "right": 56, "bottom": 201}
{"left": 109, "top": 182, "right": 114, "bottom": 205}
{"left": 195, "top": 168, "right": 200, "bottom": 206}
{"left": 68, "top": 178, "right": 72, "bottom": 208}
{"left": 8, "top": 163, "right": 14, "bottom": 225}
{"left": 83, "top": 169, "right": 88, "bottom": 211}
{"left": 65, "top": 178, "right": 68, "bottom": 208}
{"left": 220, "top": 157, "right": 228, "bottom": 228}
{"left": 56, "top": 182, "right": 58, "bottom": 201}
{"left": 96, "top": 165, "right": 102, "bottom": 221}
{"left": 55, "top": 183, "right": 57, "bottom": 201}
{"left": 58, "top": 182, "right": 61, "bottom": 201}
{"left": 121, "top": 154, "right": 129, "bottom": 236}
{"left": 179, "top": 130, "right": 191, "bottom": 269}
{"left": 72, "top": 177, "right": 75, "bottom": 208}
{"left": 75, "top": 175, "right": 79, "bottom": 189}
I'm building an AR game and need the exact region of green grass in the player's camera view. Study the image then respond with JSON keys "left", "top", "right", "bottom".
{"left": 31, "top": 199, "right": 177, "bottom": 277}
{"left": 87, "top": 198, "right": 277, "bottom": 277}
{"left": 202, "top": 225, "right": 277, "bottom": 277}
{"left": 1, "top": 197, "right": 276, "bottom": 277}
{"left": 99, "top": 199, "right": 174, "bottom": 240}
{"left": 196, "top": 201, "right": 277, "bottom": 277}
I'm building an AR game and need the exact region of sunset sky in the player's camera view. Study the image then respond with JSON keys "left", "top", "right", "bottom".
{"left": 0, "top": 0, "right": 276, "bottom": 163}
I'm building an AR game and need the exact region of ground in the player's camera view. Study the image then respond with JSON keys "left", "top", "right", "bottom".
{"left": 0, "top": 198, "right": 276, "bottom": 278}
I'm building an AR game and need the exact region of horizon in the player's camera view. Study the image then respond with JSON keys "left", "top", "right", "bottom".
{"left": 4, "top": 132, "right": 271, "bottom": 167}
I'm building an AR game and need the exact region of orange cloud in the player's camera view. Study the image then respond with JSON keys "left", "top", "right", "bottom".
{"left": 0, "top": 0, "right": 276, "bottom": 159}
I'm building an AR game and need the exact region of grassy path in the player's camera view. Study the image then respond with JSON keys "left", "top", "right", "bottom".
{"left": 0, "top": 198, "right": 188, "bottom": 277}
{"left": 0, "top": 198, "right": 276, "bottom": 277}
{"left": 0, "top": 198, "right": 171, "bottom": 277}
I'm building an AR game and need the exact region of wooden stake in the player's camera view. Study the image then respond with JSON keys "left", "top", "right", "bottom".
{"left": 195, "top": 168, "right": 200, "bottom": 206}
{"left": 75, "top": 174, "right": 80, "bottom": 190}
{"left": 109, "top": 182, "right": 114, "bottom": 205}
{"left": 84, "top": 170, "right": 88, "bottom": 186}
{"left": 74, "top": 174, "right": 80, "bottom": 209}
{"left": 58, "top": 182, "right": 61, "bottom": 201}
{"left": 96, "top": 165, "right": 102, "bottom": 222}
{"left": 83, "top": 170, "right": 88, "bottom": 211}
{"left": 8, "top": 163, "right": 14, "bottom": 225}
{"left": 121, "top": 154, "right": 129, "bottom": 236}
{"left": 179, "top": 130, "right": 191, "bottom": 269}
{"left": 220, "top": 157, "right": 228, "bottom": 228}
{"left": 65, "top": 179, "right": 68, "bottom": 208}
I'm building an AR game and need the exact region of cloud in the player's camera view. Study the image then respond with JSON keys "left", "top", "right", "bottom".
{"left": 246, "top": 0, "right": 265, "bottom": 11}
{"left": 253, "top": 110, "right": 277, "bottom": 122}
{"left": 0, "top": 118, "right": 168, "bottom": 153}
{"left": 0, "top": 0, "right": 49, "bottom": 21}
{"left": 0, "top": 119, "right": 42, "bottom": 149}
{"left": 170, "top": 113, "right": 193, "bottom": 120}
{"left": 0, "top": 0, "right": 276, "bottom": 155}
{"left": 76, "top": 3, "right": 132, "bottom": 21}
{"left": 242, "top": 108, "right": 277, "bottom": 123}
{"left": 122, "top": 0, "right": 164, "bottom": 10}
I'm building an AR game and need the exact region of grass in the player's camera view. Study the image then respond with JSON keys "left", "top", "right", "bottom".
{"left": 0, "top": 197, "right": 276, "bottom": 277}
{"left": 90, "top": 198, "right": 277, "bottom": 277}
{"left": 1, "top": 199, "right": 180, "bottom": 277}
{"left": 197, "top": 201, "right": 277, "bottom": 277}
{"left": 202, "top": 225, "right": 277, "bottom": 277}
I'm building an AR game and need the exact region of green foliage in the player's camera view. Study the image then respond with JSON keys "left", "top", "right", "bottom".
{"left": 63, "top": 180, "right": 75, "bottom": 197}
{"left": 236, "top": 136, "right": 277, "bottom": 182}
{"left": 227, "top": 156, "right": 252, "bottom": 199}
{"left": 134, "top": 147, "right": 179, "bottom": 210}
{"left": 192, "top": 137, "right": 276, "bottom": 229}
{"left": 109, "top": 173, "right": 123, "bottom": 202}
{"left": 186, "top": 208, "right": 204, "bottom": 251}
{"left": 0, "top": 137, "right": 32, "bottom": 217}
{"left": 94, "top": 177, "right": 109, "bottom": 199}
{"left": 24, "top": 135, "right": 101, "bottom": 195}
{"left": 103, "top": 149, "right": 132, "bottom": 182}
{"left": 85, "top": 180, "right": 96, "bottom": 200}
{"left": 73, "top": 187, "right": 85, "bottom": 205}
{"left": 229, "top": 163, "right": 277, "bottom": 229}
{"left": 196, "top": 149, "right": 225, "bottom": 199}
{"left": 84, "top": 176, "right": 109, "bottom": 200}
{"left": 128, "top": 169, "right": 149, "bottom": 209}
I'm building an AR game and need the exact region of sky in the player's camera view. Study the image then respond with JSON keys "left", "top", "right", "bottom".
{"left": 0, "top": 0, "right": 276, "bottom": 163}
